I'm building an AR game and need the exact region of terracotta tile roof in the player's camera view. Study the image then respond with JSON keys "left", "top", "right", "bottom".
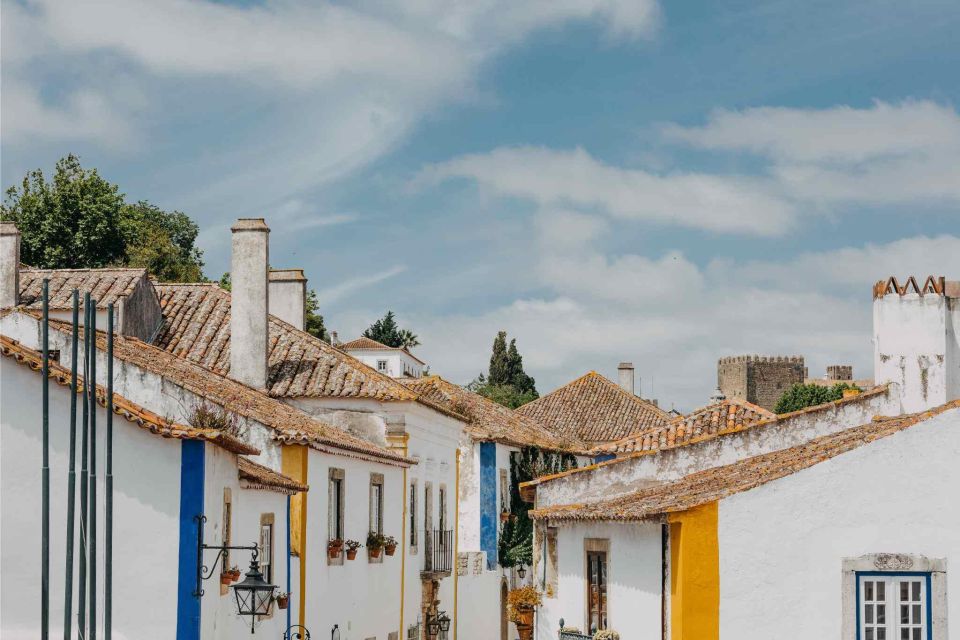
{"left": 592, "top": 399, "right": 775, "bottom": 455}
{"left": 238, "top": 457, "right": 309, "bottom": 494}
{"left": 36, "top": 313, "right": 415, "bottom": 467}
{"left": 515, "top": 371, "right": 671, "bottom": 444}
{"left": 399, "top": 376, "right": 586, "bottom": 452}
{"left": 521, "top": 384, "right": 892, "bottom": 491}
{"left": 18, "top": 268, "right": 150, "bottom": 309}
{"left": 153, "top": 283, "right": 418, "bottom": 401}
{"left": 340, "top": 336, "right": 393, "bottom": 350}
{"left": 531, "top": 400, "right": 960, "bottom": 522}
{"left": 0, "top": 334, "right": 259, "bottom": 455}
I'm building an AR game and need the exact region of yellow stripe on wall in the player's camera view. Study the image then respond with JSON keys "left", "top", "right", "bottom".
{"left": 282, "top": 445, "right": 309, "bottom": 628}
{"left": 668, "top": 502, "right": 719, "bottom": 640}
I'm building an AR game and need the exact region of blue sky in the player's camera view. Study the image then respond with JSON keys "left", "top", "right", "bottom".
{"left": 4, "top": 0, "right": 960, "bottom": 410}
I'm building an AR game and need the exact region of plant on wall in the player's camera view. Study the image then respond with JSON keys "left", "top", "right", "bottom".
{"left": 498, "top": 447, "right": 577, "bottom": 568}
{"left": 774, "top": 382, "right": 860, "bottom": 414}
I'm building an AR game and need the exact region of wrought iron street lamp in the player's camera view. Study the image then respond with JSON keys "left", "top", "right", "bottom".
{"left": 426, "top": 614, "right": 441, "bottom": 638}
{"left": 516, "top": 565, "right": 526, "bottom": 579}
{"left": 438, "top": 611, "right": 451, "bottom": 634}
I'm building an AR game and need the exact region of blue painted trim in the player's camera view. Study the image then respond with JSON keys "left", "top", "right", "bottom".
{"left": 854, "top": 571, "right": 933, "bottom": 640}
{"left": 479, "top": 442, "right": 498, "bottom": 570}
{"left": 286, "top": 495, "right": 292, "bottom": 632}
{"left": 176, "top": 441, "right": 205, "bottom": 640}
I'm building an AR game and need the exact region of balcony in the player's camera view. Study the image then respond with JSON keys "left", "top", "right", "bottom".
{"left": 422, "top": 529, "right": 453, "bottom": 576}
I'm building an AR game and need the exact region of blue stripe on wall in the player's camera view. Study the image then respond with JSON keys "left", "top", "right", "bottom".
{"left": 286, "top": 495, "right": 292, "bottom": 632}
{"left": 176, "top": 440, "right": 205, "bottom": 640}
{"left": 479, "top": 442, "right": 498, "bottom": 570}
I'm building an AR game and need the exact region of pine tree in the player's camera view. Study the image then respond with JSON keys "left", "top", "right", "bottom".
{"left": 363, "top": 310, "right": 420, "bottom": 349}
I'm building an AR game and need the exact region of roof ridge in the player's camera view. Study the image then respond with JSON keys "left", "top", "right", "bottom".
{"left": 0, "top": 334, "right": 259, "bottom": 455}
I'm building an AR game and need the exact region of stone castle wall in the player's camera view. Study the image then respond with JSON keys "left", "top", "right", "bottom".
{"left": 718, "top": 355, "right": 805, "bottom": 411}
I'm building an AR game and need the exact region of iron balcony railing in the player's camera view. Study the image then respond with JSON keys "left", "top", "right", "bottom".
{"left": 423, "top": 529, "right": 453, "bottom": 573}
{"left": 558, "top": 619, "right": 593, "bottom": 640}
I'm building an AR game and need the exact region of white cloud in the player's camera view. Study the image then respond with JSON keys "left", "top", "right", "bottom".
{"left": 420, "top": 146, "right": 794, "bottom": 235}
{"left": 412, "top": 215, "right": 960, "bottom": 410}
{"left": 314, "top": 265, "right": 407, "bottom": 306}
{"left": 424, "top": 101, "right": 960, "bottom": 236}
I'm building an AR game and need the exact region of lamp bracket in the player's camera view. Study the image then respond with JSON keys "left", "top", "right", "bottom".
{"left": 193, "top": 514, "right": 259, "bottom": 597}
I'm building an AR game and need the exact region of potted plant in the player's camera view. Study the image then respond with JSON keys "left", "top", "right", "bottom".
{"left": 327, "top": 538, "right": 344, "bottom": 559}
{"left": 274, "top": 592, "right": 290, "bottom": 610}
{"left": 344, "top": 539, "right": 362, "bottom": 560}
{"left": 383, "top": 535, "right": 398, "bottom": 556}
{"left": 367, "top": 531, "right": 386, "bottom": 558}
{"left": 593, "top": 631, "right": 619, "bottom": 640}
{"left": 507, "top": 585, "right": 542, "bottom": 628}
{"left": 500, "top": 509, "right": 511, "bottom": 523}
{"left": 221, "top": 565, "right": 241, "bottom": 585}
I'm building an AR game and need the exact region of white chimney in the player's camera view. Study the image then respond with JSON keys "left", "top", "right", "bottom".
{"left": 230, "top": 218, "right": 270, "bottom": 389}
{"left": 0, "top": 222, "right": 20, "bottom": 309}
{"left": 617, "top": 362, "right": 635, "bottom": 395}
{"left": 268, "top": 269, "right": 307, "bottom": 330}
{"left": 873, "top": 276, "right": 960, "bottom": 413}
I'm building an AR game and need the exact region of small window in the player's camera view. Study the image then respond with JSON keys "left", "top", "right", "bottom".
{"left": 858, "top": 574, "right": 929, "bottom": 640}
{"left": 409, "top": 480, "right": 418, "bottom": 549}
{"left": 586, "top": 549, "right": 608, "bottom": 632}
{"left": 439, "top": 485, "right": 448, "bottom": 532}
{"left": 370, "top": 473, "right": 384, "bottom": 535}
{"left": 222, "top": 489, "right": 232, "bottom": 574}
{"left": 424, "top": 482, "right": 434, "bottom": 533}
{"left": 259, "top": 514, "right": 275, "bottom": 583}
{"left": 377, "top": 359, "right": 388, "bottom": 372}
{"left": 329, "top": 468, "right": 345, "bottom": 541}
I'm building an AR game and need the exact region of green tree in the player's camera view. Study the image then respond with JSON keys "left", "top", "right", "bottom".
{"left": 469, "top": 331, "right": 539, "bottom": 408}
{"left": 1, "top": 155, "right": 205, "bottom": 282}
{"left": 218, "top": 272, "right": 329, "bottom": 342}
{"left": 774, "top": 382, "right": 861, "bottom": 414}
{"left": 363, "top": 310, "right": 420, "bottom": 349}
{"left": 498, "top": 447, "right": 577, "bottom": 567}
{"left": 2, "top": 154, "right": 126, "bottom": 268}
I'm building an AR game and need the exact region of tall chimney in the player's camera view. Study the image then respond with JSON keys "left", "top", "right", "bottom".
{"left": 268, "top": 269, "right": 307, "bottom": 330}
{"left": 617, "top": 362, "right": 635, "bottom": 395}
{"left": 0, "top": 222, "right": 20, "bottom": 309}
{"left": 230, "top": 218, "right": 270, "bottom": 389}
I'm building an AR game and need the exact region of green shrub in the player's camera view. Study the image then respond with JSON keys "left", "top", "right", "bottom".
{"left": 774, "top": 382, "right": 860, "bottom": 414}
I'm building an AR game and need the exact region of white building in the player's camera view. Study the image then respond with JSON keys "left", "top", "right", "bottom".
{"left": 525, "top": 275, "right": 960, "bottom": 640}
{"left": 342, "top": 336, "right": 427, "bottom": 379}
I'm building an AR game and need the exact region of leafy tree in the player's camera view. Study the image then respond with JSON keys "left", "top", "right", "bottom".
{"left": 469, "top": 331, "right": 539, "bottom": 408}
{"left": 498, "top": 447, "right": 577, "bottom": 568}
{"left": 774, "top": 382, "right": 861, "bottom": 414}
{"left": 2, "top": 154, "right": 126, "bottom": 268}
{"left": 363, "top": 310, "right": 420, "bottom": 349}
{"left": 219, "top": 272, "right": 328, "bottom": 342}
{"left": 1, "top": 154, "right": 205, "bottom": 281}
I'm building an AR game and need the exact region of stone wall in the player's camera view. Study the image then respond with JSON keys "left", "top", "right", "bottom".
{"left": 718, "top": 355, "right": 805, "bottom": 411}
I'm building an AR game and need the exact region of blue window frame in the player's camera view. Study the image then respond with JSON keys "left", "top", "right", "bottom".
{"left": 855, "top": 571, "right": 933, "bottom": 640}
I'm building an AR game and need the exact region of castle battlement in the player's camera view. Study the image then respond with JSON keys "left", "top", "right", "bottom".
{"left": 718, "top": 355, "right": 804, "bottom": 365}
{"left": 873, "top": 276, "right": 946, "bottom": 299}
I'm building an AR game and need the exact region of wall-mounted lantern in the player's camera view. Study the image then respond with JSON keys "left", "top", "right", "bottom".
{"left": 516, "top": 565, "right": 526, "bottom": 579}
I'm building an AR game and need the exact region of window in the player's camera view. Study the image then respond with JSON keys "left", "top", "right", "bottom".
{"left": 409, "top": 480, "right": 418, "bottom": 549}
{"left": 585, "top": 540, "right": 608, "bottom": 633}
{"left": 377, "top": 359, "right": 388, "bottom": 373}
{"left": 259, "top": 514, "right": 275, "bottom": 583}
{"left": 439, "top": 485, "right": 447, "bottom": 532}
{"left": 424, "top": 482, "right": 434, "bottom": 533}
{"left": 859, "top": 574, "right": 930, "bottom": 640}
{"left": 329, "top": 468, "right": 345, "bottom": 541}
{"left": 370, "top": 473, "right": 384, "bottom": 535}
{"left": 222, "top": 489, "right": 232, "bottom": 575}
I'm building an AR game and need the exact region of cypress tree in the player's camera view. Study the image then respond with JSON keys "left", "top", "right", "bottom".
{"left": 488, "top": 331, "right": 510, "bottom": 386}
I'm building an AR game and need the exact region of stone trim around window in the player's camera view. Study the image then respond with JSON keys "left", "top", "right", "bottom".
{"left": 841, "top": 554, "right": 947, "bottom": 640}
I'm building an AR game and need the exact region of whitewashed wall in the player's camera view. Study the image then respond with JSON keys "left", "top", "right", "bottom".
{"left": 1, "top": 358, "right": 182, "bottom": 640}
{"left": 536, "top": 388, "right": 898, "bottom": 509}
{"left": 719, "top": 407, "right": 960, "bottom": 637}
{"left": 537, "top": 522, "right": 663, "bottom": 640}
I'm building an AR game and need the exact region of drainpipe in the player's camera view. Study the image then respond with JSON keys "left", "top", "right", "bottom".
{"left": 63, "top": 291, "right": 79, "bottom": 640}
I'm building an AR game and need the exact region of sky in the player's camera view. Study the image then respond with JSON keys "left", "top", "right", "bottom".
{"left": 3, "top": 0, "right": 960, "bottom": 411}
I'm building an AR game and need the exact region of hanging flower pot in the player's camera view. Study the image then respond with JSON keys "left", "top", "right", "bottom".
{"left": 384, "top": 535, "right": 398, "bottom": 556}
{"left": 221, "top": 566, "right": 242, "bottom": 585}
{"left": 275, "top": 593, "right": 290, "bottom": 610}
{"left": 367, "top": 530, "right": 385, "bottom": 558}
{"left": 328, "top": 539, "right": 344, "bottom": 559}
{"left": 345, "top": 539, "right": 362, "bottom": 560}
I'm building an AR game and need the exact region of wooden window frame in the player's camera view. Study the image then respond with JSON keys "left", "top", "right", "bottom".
{"left": 328, "top": 468, "right": 345, "bottom": 565}
{"left": 259, "top": 513, "right": 275, "bottom": 584}
{"left": 584, "top": 538, "right": 609, "bottom": 633}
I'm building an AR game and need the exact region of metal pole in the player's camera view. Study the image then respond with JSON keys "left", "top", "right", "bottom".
{"left": 78, "top": 295, "right": 90, "bottom": 638}
{"left": 64, "top": 291, "right": 80, "bottom": 640}
{"left": 105, "top": 303, "right": 114, "bottom": 640}
{"left": 41, "top": 279, "right": 50, "bottom": 640}
{"left": 89, "top": 300, "right": 98, "bottom": 640}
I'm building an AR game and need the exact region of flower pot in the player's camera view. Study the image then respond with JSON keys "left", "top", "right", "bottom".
{"left": 220, "top": 573, "right": 233, "bottom": 586}
{"left": 385, "top": 543, "right": 397, "bottom": 556}
{"left": 369, "top": 546, "right": 382, "bottom": 559}
{"left": 347, "top": 549, "right": 358, "bottom": 560}
{"left": 276, "top": 596, "right": 289, "bottom": 610}
{"left": 515, "top": 605, "right": 534, "bottom": 627}
{"left": 328, "top": 544, "right": 343, "bottom": 559}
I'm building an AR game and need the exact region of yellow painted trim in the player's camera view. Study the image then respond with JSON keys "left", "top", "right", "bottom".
{"left": 282, "top": 445, "right": 309, "bottom": 629}
{"left": 668, "top": 502, "right": 719, "bottom": 640}
{"left": 453, "top": 448, "right": 461, "bottom": 640}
